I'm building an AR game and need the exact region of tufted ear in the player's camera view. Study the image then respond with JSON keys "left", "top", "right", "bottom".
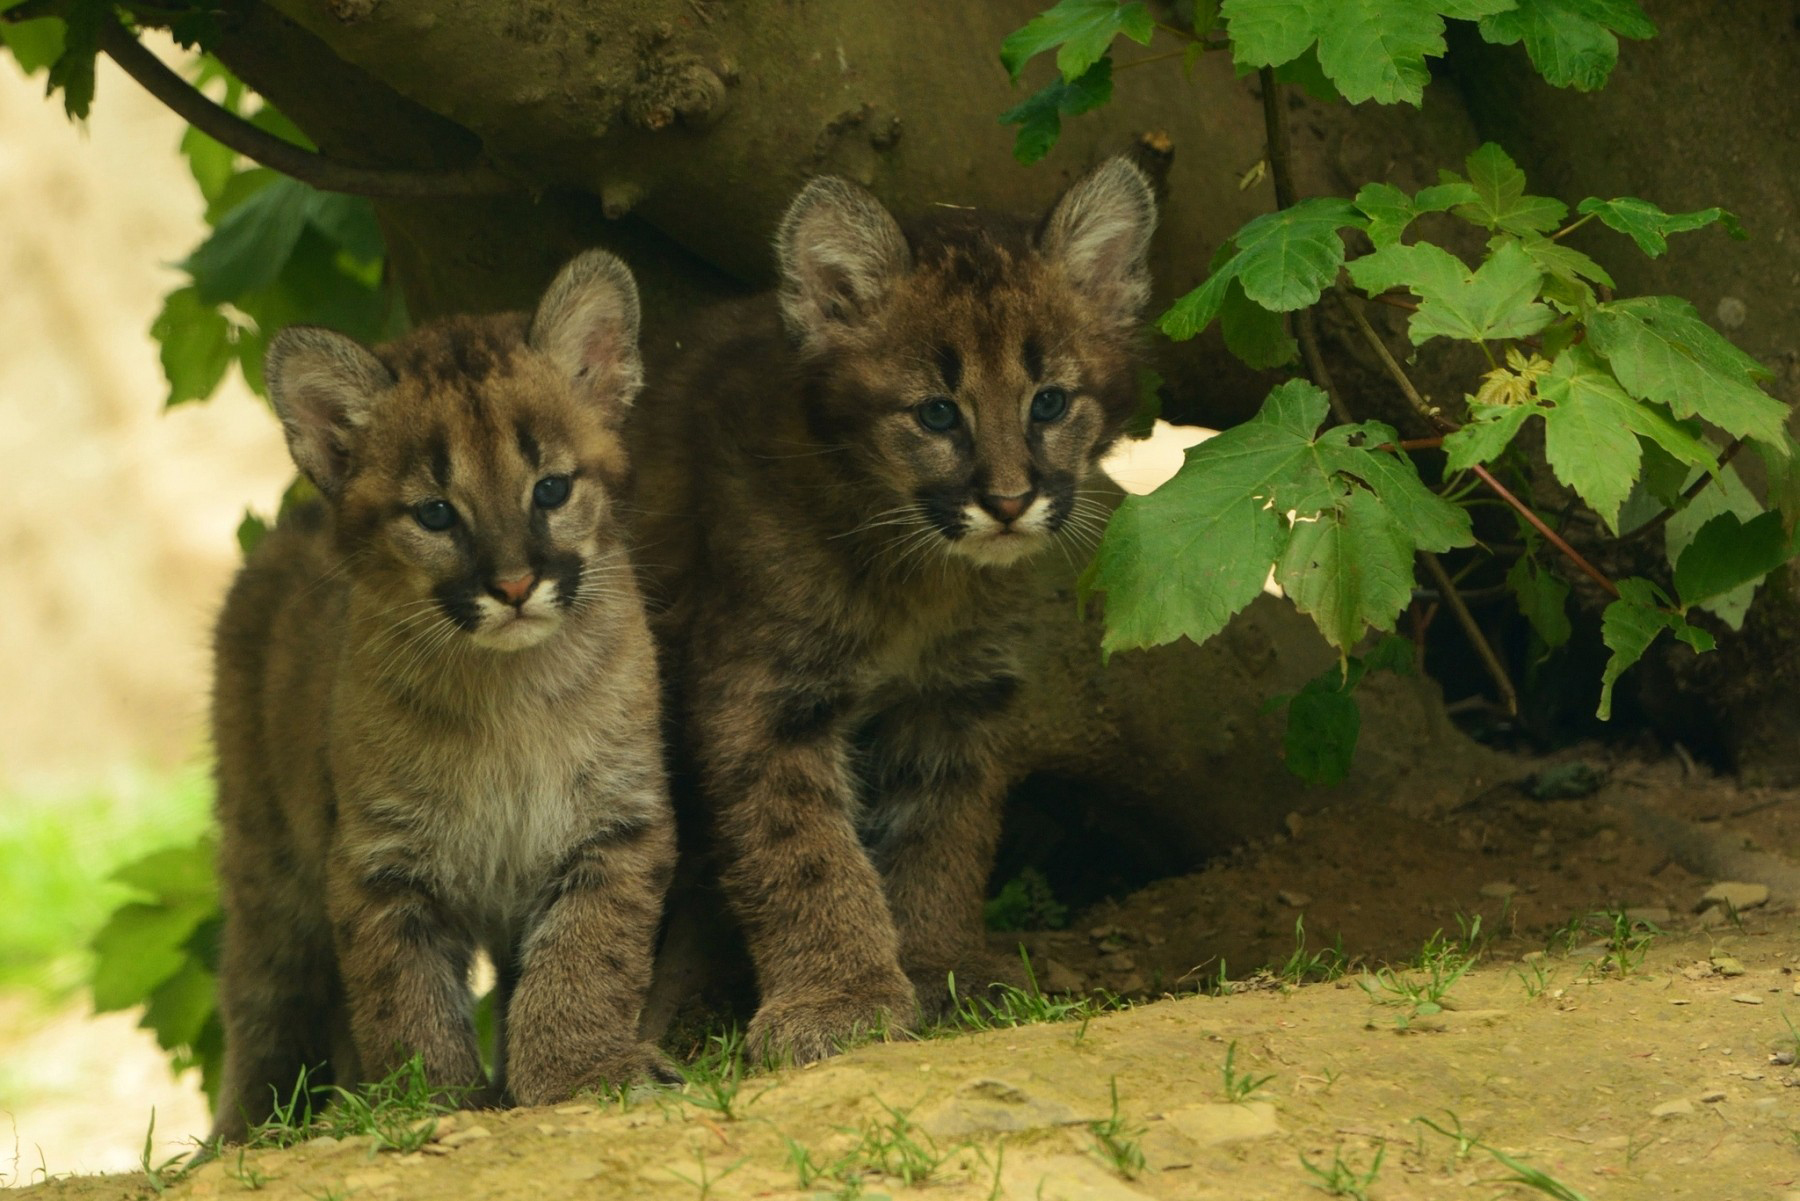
{"left": 529, "top": 248, "right": 644, "bottom": 409}
{"left": 776, "top": 176, "right": 912, "bottom": 351}
{"left": 264, "top": 326, "right": 394, "bottom": 498}
{"left": 1037, "top": 157, "right": 1158, "bottom": 327}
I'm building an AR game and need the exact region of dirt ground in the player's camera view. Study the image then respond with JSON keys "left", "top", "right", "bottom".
{"left": 13, "top": 748, "right": 1800, "bottom": 1200}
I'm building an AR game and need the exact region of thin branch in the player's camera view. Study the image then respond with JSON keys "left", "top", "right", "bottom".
{"left": 1339, "top": 289, "right": 1456, "bottom": 432}
{"left": 1421, "top": 552, "right": 1518, "bottom": 716}
{"left": 1256, "top": 65, "right": 1352, "bottom": 425}
{"left": 1470, "top": 463, "right": 1621, "bottom": 599}
{"left": 1626, "top": 438, "right": 1747, "bottom": 541}
{"left": 93, "top": 16, "right": 514, "bottom": 198}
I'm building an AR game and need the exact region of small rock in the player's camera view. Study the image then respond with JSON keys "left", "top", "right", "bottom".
{"left": 1698, "top": 882, "right": 1771, "bottom": 913}
{"left": 1479, "top": 881, "right": 1517, "bottom": 901}
{"left": 535, "top": 1123, "right": 559, "bottom": 1136}
{"left": 920, "top": 1077, "right": 1090, "bottom": 1137}
{"left": 1088, "top": 924, "right": 1127, "bottom": 942}
{"left": 1277, "top": 889, "right": 1311, "bottom": 908}
{"left": 1651, "top": 1099, "right": 1695, "bottom": 1118}
{"left": 1625, "top": 907, "right": 1671, "bottom": 926}
{"left": 429, "top": 1113, "right": 460, "bottom": 1140}
{"left": 1284, "top": 812, "right": 1304, "bottom": 839}
{"left": 1769, "top": 1050, "right": 1797, "bottom": 1066}
{"left": 1115, "top": 971, "right": 1149, "bottom": 994}
{"left": 1100, "top": 951, "right": 1138, "bottom": 972}
{"left": 553, "top": 1104, "right": 596, "bottom": 1116}
{"left": 1712, "top": 955, "right": 1747, "bottom": 977}
{"left": 1699, "top": 1089, "right": 1727, "bottom": 1103}
{"left": 440, "top": 1124, "right": 493, "bottom": 1148}
{"left": 420, "top": 1144, "right": 453, "bottom": 1156}
{"left": 1733, "top": 993, "right": 1766, "bottom": 1005}
{"left": 1037, "top": 956, "right": 1084, "bottom": 994}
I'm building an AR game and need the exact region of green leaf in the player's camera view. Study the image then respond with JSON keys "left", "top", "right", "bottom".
{"left": 1513, "top": 232, "right": 1613, "bottom": 291}
{"left": 183, "top": 175, "right": 315, "bottom": 304}
{"left": 304, "top": 192, "right": 386, "bottom": 265}
{"left": 1317, "top": 425, "right": 1473, "bottom": 551}
{"left": 1159, "top": 264, "right": 1237, "bottom": 341}
{"left": 1754, "top": 433, "right": 1800, "bottom": 534}
{"left": 236, "top": 510, "right": 269, "bottom": 557}
{"left": 1159, "top": 197, "right": 1364, "bottom": 341}
{"left": 1575, "top": 196, "right": 1746, "bottom": 258}
{"left": 1443, "top": 401, "right": 1535, "bottom": 472}
{"left": 1662, "top": 460, "right": 1759, "bottom": 626}
{"left": 90, "top": 900, "right": 213, "bottom": 1013}
{"left": 1000, "top": 0, "right": 1153, "bottom": 81}
{"left": 1, "top": 12, "right": 65, "bottom": 73}
{"left": 1349, "top": 239, "right": 1553, "bottom": 345}
{"left": 1448, "top": 143, "right": 1567, "bottom": 235}
{"left": 1223, "top": 0, "right": 1514, "bottom": 107}
{"left": 1597, "top": 577, "right": 1713, "bottom": 720}
{"left": 1219, "top": 278, "right": 1298, "bottom": 368}
{"left": 1537, "top": 347, "right": 1644, "bottom": 531}
{"left": 1354, "top": 179, "right": 1478, "bottom": 248}
{"left": 1124, "top": 367, "right": 1163, "bottom": 440}
{"left": 1674, "top": 512, "right": 1792, "bottom": 610}
{"left": 1270, "top": 44, "right": 1339, "bottom": 102}
{"left": 142, "top": 958, "right": 218, "bottom": 1052}
{"left": 1000, "top": 57, "right": 1114, "bottom": 165}
{"left": 1586, "top": 296, "right": 1787, "bottom": 448}
{"left": 45, "top": 0, "right": 104, "bottom": 119}
{"left": 1276, "top": 485, "right": 1417, "bottom": 651}
{"left": 180, "top": 127, "right": 237, "bottom": 206}
{"left": 1478, "top": 0, "right": 1655, "bottom": 92}
{"left": 1283, "top": 668, "right": 1361, "bottom": 786}
{"left": 1507, "top": 554, "right": 1572, "bottom": 648}
{"left": 110, "top": 839, "right": 218, "bottom": 905}
{"left": 151, "top": 287, "right": 234, "bottom": 407}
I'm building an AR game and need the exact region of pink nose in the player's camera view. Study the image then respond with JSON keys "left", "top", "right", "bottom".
{"left": 979, "top": 491, "right": 1034, "bottom": 523}
{"left": 490, "top": 573, "right": 538, "bottom": 606}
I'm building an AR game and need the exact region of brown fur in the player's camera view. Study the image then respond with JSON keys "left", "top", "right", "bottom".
{"left": 210, "top": 252, "right": 674, "bottom": 1142}
{"left": 631, "top": 161, "right": 1158, "bottom": 1061}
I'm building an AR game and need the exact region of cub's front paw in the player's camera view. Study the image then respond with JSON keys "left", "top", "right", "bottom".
{"left": 745, "top": 977, "right": 918, "bottom": 1066}
{"left": 509, "top": 1040, "right": 679, "bottom": 1108}
{"left": 908, "top": 952, "right": 1031, "bottom": 1023}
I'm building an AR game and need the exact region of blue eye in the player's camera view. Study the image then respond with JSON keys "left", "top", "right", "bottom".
{"left": 1030, "top": 387, "right": 1070, "bottom": 423}
{"left": 533, "top": 475, "right": 572, "bottom": 509}
{"left": 413, "top": 499, "right": 457, "bottom": 531}
{"left": 915, "top": 398, "right": 960, "bottom": 433}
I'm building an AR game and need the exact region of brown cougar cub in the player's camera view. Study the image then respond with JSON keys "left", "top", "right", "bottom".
{"left": 632, "top": 159, "right": 1157, "bottom": 1062}
{"left": 210, "top": 251, "right": 675, "bottom": 1142}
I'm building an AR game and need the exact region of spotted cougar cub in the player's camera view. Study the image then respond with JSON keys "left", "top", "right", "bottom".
{"left": 210, "top": 251, "right": 675, "bottom": 1141}
{"left": 632, "top": 160, "right": 1157, "bottom": 1061}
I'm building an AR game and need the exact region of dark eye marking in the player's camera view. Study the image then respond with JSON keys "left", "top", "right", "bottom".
{"left": 915, "top": 397, "right": 961, "bottom": 433}
{"left": 427, "top": 430, "right": 452, "bottom": 490}
{"left": 1030, "top": 386, "right": 1070, "bottom": 423}
{"left": 515, "top": 421, "right": 540, "bottom": 469}
{"left": 413, "top": 498, "right": 458, "bottom": 531}
{"left": 533, "top": 475, "right": 572, "bottom": 509}
{"left": 935, "top": 344, "right": 962, "bottom": 394}
{"left": 1021, "top": 335, "right": 1044, "bottom": 383}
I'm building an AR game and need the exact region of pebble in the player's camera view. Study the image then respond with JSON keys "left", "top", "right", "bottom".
{"left": 1699, "top": 1089, "right": 1727, "bottom": 1103}
{"left": 1651, "top": 1099, "right": 1694, "bottom": 1118}
{"left": 1037, "top": 956, "right": 1084, "bottom": 994}
{"left": 1479, "top": 881, "right": 1517, "bottom": 900}
{"left": 1769, "top": 1050, "right": 1797, "bottom": 1066}
{"left": 1277, "top": 889, "right": 1311, "bottom": 908}
{"left": 440, "top": 1124, "right": 493, "bottom": 1147}
{"left": 1712, "top": 954, "right": 1748, "bottom": 977}
{"left": 1088, "top": 924, "right": 1128, "bottom": 941}
{"left": 1734, "top": 993, "right": 1766, "bottom": 1005}
{"left": 1284, "top": 812, "right": 1304, "bottom": 839}
{"left": 1101, "top": 951, "right": 1138, "bottom": 972}
{"left": 1698, "top": 882, "right": 1771, "bottom": 913}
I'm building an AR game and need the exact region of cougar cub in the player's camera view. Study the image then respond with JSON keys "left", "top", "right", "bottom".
{"left": 632, "top": 160, "right": 1158, "bottom": 1061}
{"left": 210, "top": 251, "right": 674, "bottom": 1141}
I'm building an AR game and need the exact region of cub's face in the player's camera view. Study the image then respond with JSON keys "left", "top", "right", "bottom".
{"left": 266, "top": 250, "right": 643, "bottom": 653}
{"left": 778, "top": 161, "right": 1157, "bottom": 568}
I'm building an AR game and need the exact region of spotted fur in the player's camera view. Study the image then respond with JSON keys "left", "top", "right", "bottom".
{"left": 631, "top": 160, "right": 1158, "bottom": 1062}
{"left": 210, "top": 251, "right": 675, "bottom": 1141}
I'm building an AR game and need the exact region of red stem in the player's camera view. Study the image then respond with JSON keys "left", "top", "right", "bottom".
{"left": 1470, "top": 464, "right": 1620, "bottom": 599}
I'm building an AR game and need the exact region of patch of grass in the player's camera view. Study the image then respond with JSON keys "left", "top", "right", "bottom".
{"left": 842, "top": 1100, "right": 954, "bottom": 1186}
{"left": 1221, "top": 1040, "right": 1275, "bottom": 1102}
{"left": 1278, "top": 917, "right": 1350, "bottom": 985}
{"left": 678, "top": 1026, "right": 764, "bottom": 1120}
{"left": 668, "top": 1149, "right": 746, "bottom": 1200}
{"left": 139, "top": 1109, "right": 195, "bottom": 1196}
{"left": 225, "top": 1147, "right": 269, "bottom": 1190}
{"left": 1300, "top": 1143, "right": 1384, "bottom": 1199}
{"left": 1551, "top": 909, "right": 1659, "bottom": 976}
{"left": 1513, "top": 956, "right": 1554, "bottom": 998}
{"left": 0, "top": 766, "right": 212, "bottom": 997}
{"left": 931, "top": 950, "right": 1124, "bottom": 1037}
{"left": 1417, "top": 1114, "right": 1592, "bottom": 1200}
{"left": 1088, "top": 1078, "right": 1145, "bottom": 1180}
{"left": 984, "top": 867, "right": 1068, "bottom": 931}
{"left": 248, "top": 1055, "right": 460, "bottom": 1153}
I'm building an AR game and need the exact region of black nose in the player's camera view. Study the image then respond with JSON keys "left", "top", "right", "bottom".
{"left": 978, "top": 490, "right": 1035, "bottom": 524}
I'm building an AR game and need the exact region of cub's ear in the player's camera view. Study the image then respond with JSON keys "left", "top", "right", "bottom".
{"left": 1037, "top": 157, "right": 1158, "bottom": 327}
{"left": 264, "top": 326, "right": 394, "bottom": 498}
{"left": 776, "top": 176, "right": 911, "bottom": 351}
{"left": 529, "top": 249, "right": 644, "bottom": 409}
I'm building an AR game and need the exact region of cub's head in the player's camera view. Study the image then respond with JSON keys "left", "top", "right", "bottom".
{"left": 778, "top": 158, "right": 1157, "bottom": 567}
{"left": 266, "top": 250, "right": 642, "bottom": 652}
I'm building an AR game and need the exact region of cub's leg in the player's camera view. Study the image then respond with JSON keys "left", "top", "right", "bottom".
{"left": 861, "top": 669, "right": 1026, "bottom": 1020}
{"left": 690, "top": 631, "right": 917, "bottom": 1064}
{"left": 326, "top": 854, "right": 491, "bottom": 1104}
{"left": 211, "top": 871, "right": 339, "bottom": 1143}
{"left": 505, "top": 809, "right": 680, "bottom": 1104}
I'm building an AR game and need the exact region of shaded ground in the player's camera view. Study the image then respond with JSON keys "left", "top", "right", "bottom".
{"left": 16, "top": 746, "right": 1800, "bottom": 1199}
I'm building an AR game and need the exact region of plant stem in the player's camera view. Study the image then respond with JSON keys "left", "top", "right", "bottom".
{"left": 1470, "top": 464, "right": 1621, "bottom": 599}
{"left": 1421, "top": 553, "right": 1518, "bottom": 716}
{"left": 1551, "top": 212, "right": 1599, "bottom": 241}
{"left": 1340, "top": 290, "right": 1455, "bottom": 432}
{"left": 91, "top": 14, "right": 513, "bottom": 198}
{"left": 1256, "top": 66, "right": 1352, "bottom": 425}
{"left": 1115, "top": 48, "right": 1194, "bottom": 71}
